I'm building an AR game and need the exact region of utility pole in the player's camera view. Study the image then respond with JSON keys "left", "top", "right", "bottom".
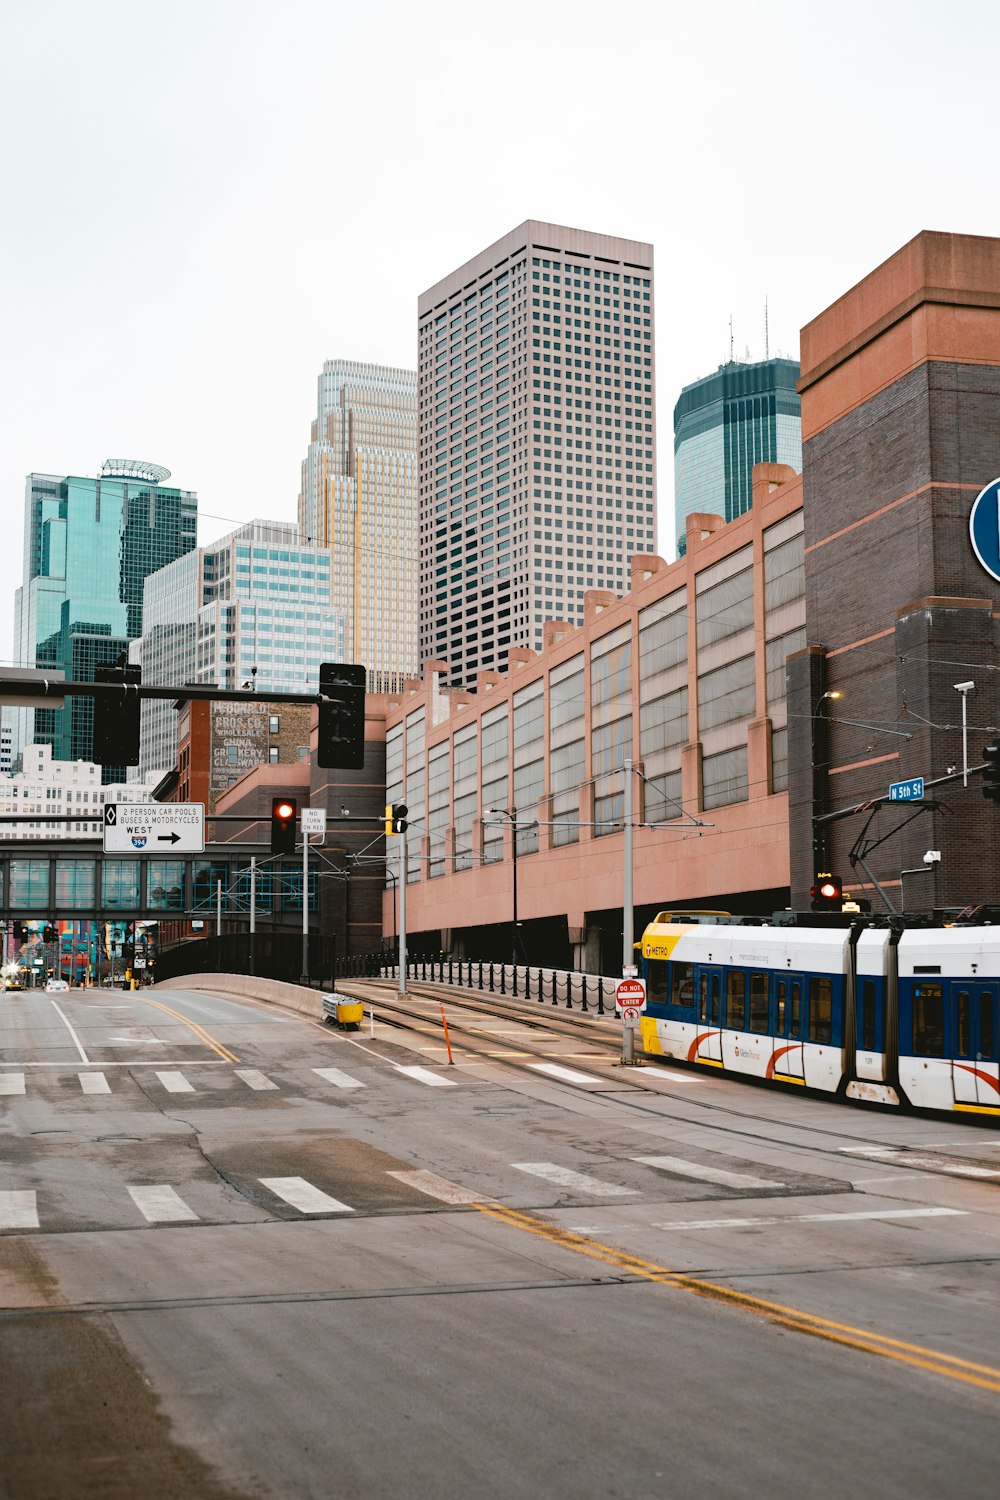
{"left": 398, "top": 827, "right": 407, "bottom": 996}
{"left": 622, "top": 758, "right": 634, "bottom": 975}
{"left": 249, "top": 855, "right": 256, "bottom": 975}
{"left": 301, "top": 830, "right": 309, "bottom": 986}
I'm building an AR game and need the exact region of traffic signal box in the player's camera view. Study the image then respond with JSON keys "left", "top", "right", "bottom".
{"left": 810, "top": 873, "right": 843, "bottom": 912}
{"left": 318, "top": 662, "right": 366, "bottom": 770}
{"left": 270, "top": 797, "right": 298, "bottom": 856}
{"left": 92, "top": 661, "right": 142, "bottom": 766}
{"left": 983, "top": 745, "right": 1000, "bottom": 803}
{"left": 384, "top": 802, "right": 408, "bottom": 835}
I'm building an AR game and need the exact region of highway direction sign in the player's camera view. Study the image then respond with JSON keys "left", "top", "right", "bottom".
{"left": 888, "top": 777, "right": 924, "bottom": 802}
{"left": 103, "top": 802, "right": 205, "bottom": 854}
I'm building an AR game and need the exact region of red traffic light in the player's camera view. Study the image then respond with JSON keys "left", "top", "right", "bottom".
{"left": 270, "top": 797, "right": 298, "bottom": 856}
{"left": 274, "top": 801, "right": 296, "bottom": 821}
{"left": 818, "top": 880, "right": 839, "bottom": 900}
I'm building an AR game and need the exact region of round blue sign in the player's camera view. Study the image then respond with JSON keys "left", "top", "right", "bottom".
{"left": 969, "top": 477, "right": 1000, "bottom": 583}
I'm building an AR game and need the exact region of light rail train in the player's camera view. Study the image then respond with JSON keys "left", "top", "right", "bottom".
{"left": 638, "top": 912, "right": 999, "bottom": 1117}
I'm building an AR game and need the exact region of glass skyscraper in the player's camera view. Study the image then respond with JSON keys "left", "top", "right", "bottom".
{"left": 12, "top": 461, "right": 198, "bottom": 779}
{"left": 132, "top": 520, "right": 345, "bottom": 781}
{"left": 673, "top": 357, "right": 801, "bottom": 552}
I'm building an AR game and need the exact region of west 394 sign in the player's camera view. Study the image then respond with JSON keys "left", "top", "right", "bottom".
{"left": 103, "top": 802, "right": 205, "bottom": 854}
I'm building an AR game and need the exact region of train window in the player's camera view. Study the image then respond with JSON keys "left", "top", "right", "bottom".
{"left": 726, "top": 971, "right": 746, "bottom": 1030}
{"left": 710, "top": 973, "right": 720, "bottom": 1025}
{"left": 808, "top": 977, "right": 833, "bottom": 1044}
{"left": 671, "top": 963, "right": 694, "bottom": 1008}
{"left": 775, "top": 979, "right": 786, "bottom": 1033}
{"left": 981, "top": 993, "right": 996, "bottom": 1059}
{"left": 699, "top": 973, "right": 709, "bottom": 1023}
{"left": 790, "top": 981, "right": 801, "bottom": 1038}
{"left": 861, "top": 980, "right": 876, "bottom": 1052}
{"left": 749, "top": 973, "right": 769, "bottom": 1033}
{"left": 956, "top": 991, "right": 971, "bottom": 1057}
{"left": 912, "top": 984, "right": 944, "bottom": 1056}
{"left": 646, "top": 961, "right": 669, "bottom": 1004}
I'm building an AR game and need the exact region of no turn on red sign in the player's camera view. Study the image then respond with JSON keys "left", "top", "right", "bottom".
{"left": 615, "top": 977, "right": 647, "bottom": 1013}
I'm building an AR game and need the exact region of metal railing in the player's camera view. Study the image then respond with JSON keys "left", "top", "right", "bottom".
{"left": 334, "top": 951, "right": 613, "bottom": 1015}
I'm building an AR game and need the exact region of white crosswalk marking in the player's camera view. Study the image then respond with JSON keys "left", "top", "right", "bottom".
{"left": 235, "top": 1069, "right": 277, "bottom": 1091}
{"left": 839, "top": 1146, "right": 1000, "bottom": 1179}
{"left": 394, "top": 1065, "right": 458, "bottom": 1088}
{"left": 155, "top": 1071, "right": 195, "bottom": 1094}
{"left": 0, "top": 1190, "right": 38, "bottom": 1229}
{"left": 0, "top": 1074, "right": 26, "bottom": 1096}
{"left": 386, "top": 1170, "right": 484, "bottom": 1204}
{"left": 128, "top": 1185, "right": 200, "bottom": 1223}
{"left": 633, "top": 1155, "right": 778, "bottom": 1189}
{"left": 653, "top": 1207, "right": 968, "bottom": 1232}
{"left": 512, "top": 1162, "right": 636, "bottom": 1196}
{"left": 259, "top": 1177, "right": 354, "bottom": 1214}
{"left": 313, "top": 1067, "right": 365, "bottom": 1090}
{"left": 78, "top": 1072, "right": 111, "bottom": 1095}
{"left": 529, "top": 1062, "right": 605, "bottom": 1086}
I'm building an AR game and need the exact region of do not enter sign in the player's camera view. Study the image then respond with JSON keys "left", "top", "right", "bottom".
{"left": 616, "top": 977, "right": 647, "bottom": 1013}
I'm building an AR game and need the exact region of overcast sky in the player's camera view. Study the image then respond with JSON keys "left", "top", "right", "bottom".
{"left": 2, "top": 0, "right": 998, "bottom": 666}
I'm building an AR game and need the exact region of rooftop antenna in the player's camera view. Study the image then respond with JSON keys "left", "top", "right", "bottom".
{"left": 729, "top": 315, "right": 734, "bottom": 363}
{"left": 765, "top": 295, "right": 769, "bottom": 360}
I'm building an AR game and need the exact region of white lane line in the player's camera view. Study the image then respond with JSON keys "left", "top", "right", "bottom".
{"left": 839, "top": 1146, "right": 1000, "bottom": 1179}
{"left": 529, "top": 1062, "right": 605, "bottom": 1086}
{"left": 0, "top": 1074, "right": 26, "bottom": 1096}
{"left": 313, "top": 1067, "right": 365, "bottom": 1090}
{"left": 0, "top": 1191, "right": 39, "bottom": 1229}
{"left": 78, "top": 1072, "right": 111, "bottom": 1095}
{"left": 386, "top": 1170, "right": 485, "bottom": 1205}
{"left": 155, "top": 1071, "right": 195, "bottom": 1094}
{"left": 235, "top": 1069, "right": 277, "bottom": 1091}
{"left": 512, "top": 1162, "right": 636, "bottom": 1196}
{"left": 651, "top": 1207, "right": 969, "bottom": 1232}
{"left": 633, "top": 1155, "right": 778, "bottom": 1190}
{"left": 48, "top": 1000, "right": 90, "bottom": 1064}
{"left": 128, "top": 1185, "right": 200, "bottom": 1223}
{"left": 259, "top": 1177, "right": 354, "bottom": 1214}
{"left": 394, "top": 1065, "right": 458, "bottom": 1088}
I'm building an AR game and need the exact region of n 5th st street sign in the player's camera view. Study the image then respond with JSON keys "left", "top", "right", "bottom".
{"left": 104, "top": 802, "right": 205, "bottom": 854}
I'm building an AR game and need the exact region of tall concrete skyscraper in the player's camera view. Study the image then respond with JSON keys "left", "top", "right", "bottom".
{"left": 418, "top": 220, "right": 656, "bottom": 689}
{"left": 299, "top": 359, "right": 418, "bottom": 694}
{"left": 12, "top": 460, "right": 197, "bottom": 778}
{"left": 673, "top": 357, "right": 801, "bottom": 551}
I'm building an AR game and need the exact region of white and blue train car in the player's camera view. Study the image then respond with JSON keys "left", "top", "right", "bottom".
{"left": 638, "top": 912, "right": 1000, "bottom": 1119}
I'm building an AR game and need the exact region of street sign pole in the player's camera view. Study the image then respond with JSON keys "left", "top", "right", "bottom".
{"left": 250, "top": 855, "right": 256, "bottom": 976}
{"left": 301, "top": 827, "right": 309, "bottom": 987}
{"left": 398, "top": 828, "right": 407, "bottom": 997}
{"left": 616, "top": 976, "right": 647, "bottom": 1066}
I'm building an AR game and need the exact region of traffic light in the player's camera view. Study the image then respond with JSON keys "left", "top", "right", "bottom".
{"left": 384, "top": 802, "right": 408, "bottom": 835}
{"left": 270, "top": 797, "right": 298, "bottom": 855}
{"left": 983, "top": 745, "right": 1000, "bottom": 803}
{"left": 92, "top": 660, "right": 142, "bottom": 766}
{"left": 318, "top": 662, "right": 366, "bottom": 770}
{"left": 810, "top": 873, "right": 843, "bottom": 912}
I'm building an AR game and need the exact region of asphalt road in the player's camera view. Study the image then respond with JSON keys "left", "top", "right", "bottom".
{"left": 2, "top": 981, "right": 999, "bottom": 1499}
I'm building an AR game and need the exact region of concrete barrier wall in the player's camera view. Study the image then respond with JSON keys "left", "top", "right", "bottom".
{"left": 151, "top": 972, "right": 323, "bottom": 1021}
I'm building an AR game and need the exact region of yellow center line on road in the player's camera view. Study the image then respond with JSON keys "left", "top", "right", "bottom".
{"left": 134, "top": 997, "right": 240, "bottom": 1064}
{"left": 475, "top": 1203, "right": 1000, "bottom": 1396}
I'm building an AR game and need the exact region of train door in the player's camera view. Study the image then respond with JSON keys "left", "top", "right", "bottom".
{"left": 694, "top": 966, "right": 723, "bottom": 1063}
{"left": 951, "top": 983, "right": 1000, "bottom": 1107}
{"left": 771, "top": 972, "right": 805, "bottom": 1082}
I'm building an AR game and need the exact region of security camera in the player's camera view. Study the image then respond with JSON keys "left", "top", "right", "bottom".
{"left": 954, "top": 681, "right": 975, "bottom": 692}
{"left": 923, "top": 850, "right": 941, "bottom": 864}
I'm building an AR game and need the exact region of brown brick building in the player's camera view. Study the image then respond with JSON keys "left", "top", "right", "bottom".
{"left": 789, "top": 231, "right": 1000, "bottom": 912}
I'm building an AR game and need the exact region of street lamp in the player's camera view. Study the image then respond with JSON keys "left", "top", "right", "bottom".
{"left": 954, "top": 681, "right": 975, "bottom": 787}
{"left": 812, "top": 689, "right": 843, "bottom": 871}
{"left": 485, "top": 806, "right": 520, "bottom": 968}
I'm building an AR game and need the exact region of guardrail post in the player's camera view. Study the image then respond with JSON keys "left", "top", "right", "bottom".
{"left": 580, "top": 975, "right": 588, "bottom": 1013}
{"left": 596, "top": 978, "right": 605, "bottom": 1015}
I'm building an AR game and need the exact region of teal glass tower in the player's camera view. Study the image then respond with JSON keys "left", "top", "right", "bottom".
{"left": 12, "top": 460, "right": 197, "bottom": 778}
{"left": 673, "top": 357, "right": 801, "bottom": 552}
